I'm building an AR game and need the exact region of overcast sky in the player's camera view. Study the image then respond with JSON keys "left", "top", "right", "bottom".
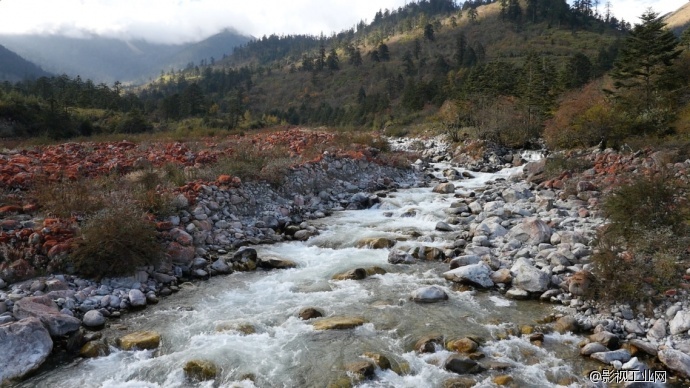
{"left": 0, "top": 0, "right": 686, "bottom": 44}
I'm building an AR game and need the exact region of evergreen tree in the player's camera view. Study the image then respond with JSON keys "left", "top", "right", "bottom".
{"left": 402, "top": 50, "right": 416, "bottom": 76}
{"left": 424, "top": 24, "right": 435, "bottom": 41}
{"left": 378, "top": 43, "right": 391, "bottom": 61}
{"left": 349, "top": 48, "right": 363, "bottom": 66}
{"left": 610, "top": 9, "right": 681, "bottom": 111}
{"left": 326, "top": 48, "right": 339, "bottom": 70}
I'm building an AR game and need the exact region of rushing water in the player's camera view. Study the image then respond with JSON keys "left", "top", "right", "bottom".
{"left": 21, "top": 160, "right": 601, "bottom": 388}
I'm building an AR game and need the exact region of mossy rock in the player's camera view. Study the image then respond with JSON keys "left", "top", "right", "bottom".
{"left": 493, "top": 375, "right": 514, "bottom": 386}
{"left": 215, "top": 321, "right": 256, "bottom": 335}
{"left": 117, "top": 331, "right": 161, "bottom": 350}
{"left": 80, "top": 339, "right": 110, "bottom": 358}
{"left": 183, "top": 359, "right": 219, "bottom": 381}
{"left": 312, "top": 316, "right": 366, "bottom": 330}
{"left": 446, "top": 337, "right": 478, "bottom": 353}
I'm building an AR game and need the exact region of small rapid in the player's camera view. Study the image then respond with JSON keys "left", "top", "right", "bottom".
{"left": 20, "top": 155, "right": 600, "bottom": 388}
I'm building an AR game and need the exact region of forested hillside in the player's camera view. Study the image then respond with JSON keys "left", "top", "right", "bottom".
{"left": 0, "top": 44, "right": 50, "bottom": 82}
{"left": 1, "top": 0, "right": 689, "bottom": 150}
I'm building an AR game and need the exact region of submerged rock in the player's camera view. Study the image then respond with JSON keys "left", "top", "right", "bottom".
{"left": 388, "top": 249, "right": 415, "bottom": 264}
{"left": 332, "top": 268, "right": 368, "bottom": 281}
{"left": 345, "top": 360, "right": 375, "bottom": 380}
{"left": 356, "top": 237, "right": 396, "bottom": 249}
{"left": 0, "top": 317, "right": 53, "bottom": 384}
{"left": 444, "top": 355, "right": 484, "bottom": 375}
{"left": 184, "top": 359, "right": 219, "bottom": 381}
{"left": 299, "top": 307, "right": 323, "bottom": 320}
{"left": 80, "top": 339, "right": 110, "bottom": 358}
{"left": 415, "top": 334, "right": 444, "bottom": 353}
{"left": 312, "top": 316, "right": 365, "bottom": 330}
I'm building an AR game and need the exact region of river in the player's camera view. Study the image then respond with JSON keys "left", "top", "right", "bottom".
{"left": 20, "top": 159, "right": 601, "bottom": 388}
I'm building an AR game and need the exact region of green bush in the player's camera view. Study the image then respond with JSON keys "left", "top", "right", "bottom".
{"left": 70, "top": 203, "right": 161, "bottom": 279}
{"left": 589, "top": 174, "right": 689, "bottom": 303}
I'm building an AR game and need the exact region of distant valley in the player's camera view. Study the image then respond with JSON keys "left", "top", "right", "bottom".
{"left": 0, "top": 29, "right": 250, "bottom": 84}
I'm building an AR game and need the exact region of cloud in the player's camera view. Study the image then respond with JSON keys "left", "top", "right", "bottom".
{"left": 0, "top": 0, "right": 410, "bottom": 43}
{"left": 0, "top": 0, "right": 686, "bottom": 44}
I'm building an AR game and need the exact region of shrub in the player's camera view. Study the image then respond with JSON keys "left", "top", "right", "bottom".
{"left": 543, "top": 154, "right": 593, "bottom": 180}
{"left": 589, "top": 174, "right": 689, "bottom": 303}
{"left": 70, "top": 202, "right": 161, "bottom": 279}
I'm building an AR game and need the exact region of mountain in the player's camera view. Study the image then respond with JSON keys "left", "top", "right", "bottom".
{"left": 664, "top": 1, "right": 690, "bottom": 34}
{"left": 0, "top": 29, "right": 250, "bottom": 84}
{"left": 0, "top": 44, "right": 51, "bottom": 82}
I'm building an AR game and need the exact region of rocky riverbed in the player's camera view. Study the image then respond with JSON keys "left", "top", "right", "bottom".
{"left": 2, "top": 135, "right": 690, "bottom": 386}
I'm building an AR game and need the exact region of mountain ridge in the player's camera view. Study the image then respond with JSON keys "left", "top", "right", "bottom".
{"left": 0, "top": 29, "right": 250, "bottom": 84}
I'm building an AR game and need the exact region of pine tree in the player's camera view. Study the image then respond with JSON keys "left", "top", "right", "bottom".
{"left": 610, "top": 9, "right": 681, "bottom": 111}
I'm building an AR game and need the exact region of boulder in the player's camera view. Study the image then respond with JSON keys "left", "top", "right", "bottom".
{"left": 580, "top": 342, "right": 607, "bottom": 356}
{"left": 508, "top": 218, "right": 552, "bottom": 245}
{"left": 82, "top": 310, "right": 106, "bottom": 328}
{"left": 447, "top": 338, "right": 478, "bottom": 353}
{"left": 444, "top": 355, "right": 484, "bottom": 375}
{"left": 128, "top": 289, "right": 147, "bottom": 308}
{"left": 12, "top": 296, "right": 81, "bottom": 337}
{"left": 312, "top": 317, "right": 365, "bottom": 330}
{"left": 258, "top": 258, "right": 297, "bottom": 270}
{"left": 647, "top": 319, "right": 667, "bottom": 341}
{"left": 670, "top": 311, "right": 690, "bottom": 335}
{"left": 443, "top": 262, "right": 494, "bottom": 288}
{"left": 299, "top": 307, "right": 323, "bottom": 320}
{"left": 658, "top": 348, "right": 690, "bottom": 378}
{"left": 184, "top": 359, "right": 219, "bottom": 381}
{"left": 436, "top": 222, "right": 453, "bottom": 232}
{"left": 629, "top": 339, "right": 658, "bottom": 357}
{"left": 232, "top": 247, "right": 258, "bottom": 263}
{"left": 332, "top": 268, "right": 368, "bottom": 281}
{"left": 590, "top": 349, "right": 631, "bottom": 364}
{"left": 80, "top": 339, "right": 110, "bottom": 358}
{"left": 0, "top": 317, "right": 53, "bottom": 384}
{"left": 449, "top": 255, "right": 481, "bottom": 269}
{"left": 210, "top": 258, "right": 232, "bottom": 274}
{"left": 589, "top": 331, "right": 619, "bottom": 349}
{"left": 490, "top": 268, "right": 512, "bottom": 284}
{"left": 117, "top": 331, "right": 161, "bottom": 350}
{"left": 411, "top": 286, "right": 448, "bottom": 303}
{"left": 554, "top": 316, "right": 579, "bottom": 334}
{"left": 505, "top": 288, "right": 529, "bottom": 300}
{"left": 511, "top": 258, "right": 550, "bottom": 293}
{"left": 388, "top": 249, "right": 415, "bottom": 264}
{"left": 412, "top": 246, "right": 446, "bottom": 261}
{"left": 433, "top": 183, "right": 456, "bottom": 194}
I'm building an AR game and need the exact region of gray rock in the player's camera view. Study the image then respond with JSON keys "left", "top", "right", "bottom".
{"left": 0, "top": 317, "right": 53, "bottom": 384}
{"left": 82, "top": 310, "right": 105, "bottom": 328}
{"left": 590, "top": 349, "right": 631, "bottom": 364}
{"left": 411, "top": 286, "right": 448, "bottom": 303}
{"left": 444, "top": 355, "right": 484, "bottom": 375}
{"left": 580, "top": 342, "right": 608, "bottom": 356}
{"left": 629, "top": 339, "right": 658, "bottom": 356}
{"left": 435, "top": 222, "right": 453, "bottom": 232}
{"left": 670, "top": 311, "right": 690, "bottom": 335}
{"left": 623, "top": 320, "right": 645, "bottom": 335}
{"left": 128, "top": 289, "right": 147, "bottom": 307}
{"left": 647, "top": 319, "right": 666, "bottom": 341}
{"left": 511, "top": 258, "right": 550, "bottom": 293}
{"left": 589, "top": 331, "right": 619, "bottom": 349}
{"left": 449, "top": 255, "right": 481, "bottom": 269}
{"left": 387, "top": 250, "right": 415, "bottom": 264}
{"left": 210, "top": 258, "right": 232, "bottom": 274}
{"left": 666, "top": 305, "right": 682, "bottom": 320}
{"left": 12, "top": 296, "right": 81, "bottom": 337}
{"left": 432, "top": 183, "right": 455, "bottom": 194}
{"left": 443, "top": 262, "right": 494, "bottom": 288}
{"left": 659, "top": 348, "right": 690, "bottom": 378}
{"left": 508, "top": 218, "right": 552, "bottom": 245}
{"left": 505, "top": 288, "right": 529, "bottom": 300}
